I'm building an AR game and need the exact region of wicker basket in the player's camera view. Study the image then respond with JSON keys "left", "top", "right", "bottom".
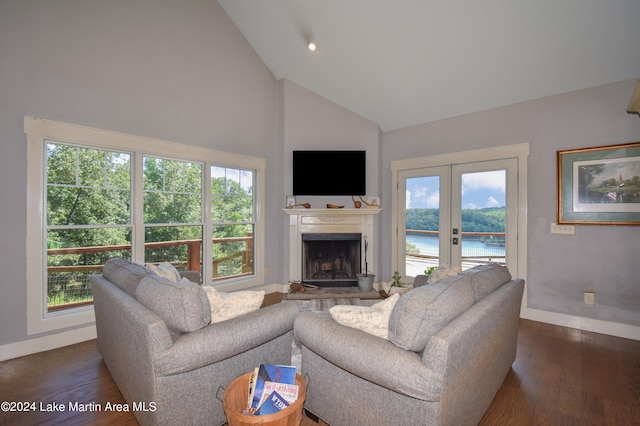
{"left": 223, "top": 372, "right": 306, "bottom": 426}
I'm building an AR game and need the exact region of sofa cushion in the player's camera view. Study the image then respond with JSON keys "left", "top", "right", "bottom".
{"left": 202, "top": 286, "right": 264, "bottom": 322}
{"left": 388, "top": 274, "right": 475, "bottom": 352}
{"left": 102, "top": 258, "right": 153, "bottom": 297}
{"left": 146, "top": 262, "right": 181, "bottom": 282}
{"left": 135, "top": 276, "right": 211, "bottom": 333}
{"left": 462, "top": 263, "right": 512, "bottom": 301}
{"left": 329, "top": 293, "right": 400, "bottom": 339}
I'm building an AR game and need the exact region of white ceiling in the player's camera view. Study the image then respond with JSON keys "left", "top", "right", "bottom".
{"left": 218, "top": 1, "right": 640, "bottom": 131}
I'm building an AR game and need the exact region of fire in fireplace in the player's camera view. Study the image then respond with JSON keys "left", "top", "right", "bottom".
{"left": 301, "top": 233, "right": 361, "bottom": 287}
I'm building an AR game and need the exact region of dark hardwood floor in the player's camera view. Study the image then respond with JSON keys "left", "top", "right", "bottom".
{"left": 1, "top": 293, "right": 638, "bottom": 425}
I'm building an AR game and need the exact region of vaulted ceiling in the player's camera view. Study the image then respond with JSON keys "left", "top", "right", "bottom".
{"left": 218, "top": 1, "right": 640, "bottom": 131}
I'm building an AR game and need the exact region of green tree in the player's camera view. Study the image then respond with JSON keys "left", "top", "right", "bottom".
{"left": 143, "top": 157, "right": 203, "bottom": 243}
{"left": 406, "top": 207, "right": 505, "bottom": 232}
{"left": 211, "top": 169, "right": 255, "bottom": 277}
{"left": 46, "top": 144, "right": 132, "bottom": 306}
{"left": 47, "top": 144, "right": 131, "bottom": 253}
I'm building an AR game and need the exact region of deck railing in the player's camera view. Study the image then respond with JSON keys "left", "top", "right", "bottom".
{"left": 405, "top": 229, "right": 505, "bottom": 274}
{"left": 47, "top": 236, "right": 253, "bottom": 311}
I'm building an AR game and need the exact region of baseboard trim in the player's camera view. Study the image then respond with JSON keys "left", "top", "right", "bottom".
{"left": 261, "top": 283, "right": 288, "bottom": 294}
{"left": 3, "top": 290, "right": 636, "bottom": 362}
{"left": 521, "top": 307, "right": 640, "bottom": 341}
{"left": 215, "top": 282, "right": 287, "bottom": 294}
{"left": 0, "top": 325, "right": 97, "bottom": 362}
{"left": 263, "top": 282, "right": 290, "bottom": 294}
{"left": 0, "top": 284, "right": 287, "bottom": 363}
{"left": 276, "top": 283, "right": 640, "bottom": 340}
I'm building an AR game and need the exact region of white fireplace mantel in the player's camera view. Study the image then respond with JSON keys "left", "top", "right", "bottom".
{"left": 284, "top": 208, "right": 381, "bottom": 283}
{"left": 283, "top": 208, "right": 381, "bottom": 216}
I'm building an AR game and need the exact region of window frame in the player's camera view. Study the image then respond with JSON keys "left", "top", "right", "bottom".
{"left": 25, "top": 116, "right": 265, "bottom": 335}
{"left": 210, "top": 165, "right": 257, "bottom": 282}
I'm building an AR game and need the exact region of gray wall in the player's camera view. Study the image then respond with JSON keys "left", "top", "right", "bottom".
{"left": 1, "top": 0, "right": 638, "bottom": 352}
{"left": 279, "top": 79, "right": 382, "bottom": 280}
{"left": 0, "top": 0, "right": 280, "bottom": 346}
{"left": 0, "top": 0, "right": 381, "bottom": 350}
{"left": 382, "top": 80, "right": 640, "bottom": 329}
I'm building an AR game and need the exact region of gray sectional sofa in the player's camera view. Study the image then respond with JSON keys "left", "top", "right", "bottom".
{"left": 294, "top": 264, "right": 524, "bottom": 426}
{"left": 91, "top": 258, "right": 299, "bottom": 426}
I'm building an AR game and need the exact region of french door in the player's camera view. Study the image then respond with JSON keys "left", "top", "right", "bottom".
{"left": 396, "top": 157, "right": 519, "bottom": 276}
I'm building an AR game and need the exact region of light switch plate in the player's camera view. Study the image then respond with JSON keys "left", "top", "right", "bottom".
{"left": 551, "top": 223, "right": 575, "bottom": 234}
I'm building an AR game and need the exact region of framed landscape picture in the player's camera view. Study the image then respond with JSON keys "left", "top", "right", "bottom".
{"left": 557, "top": 141, "right": 640, "bottom": 225}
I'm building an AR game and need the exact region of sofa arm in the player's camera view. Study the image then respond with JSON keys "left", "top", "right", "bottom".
{"left": 294, "top": 312, "right": 436, "bottom": 400}
{"left": 154, "top": 301, "right": 299, "bottom": 376}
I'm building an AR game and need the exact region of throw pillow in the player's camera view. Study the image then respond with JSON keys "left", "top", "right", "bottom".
{"left": 135, "top": 276, "right": 211, "bottom": 333}
{"left": 426, "top": 266, "right": 462, "bottom": 284}
{"left": 202, "top": 286, "right": 264, "bottom": 322}
{"left": 146, "top": 262, "right": 181, "bottom": 282}
{"left": 329, "top": 293, "right": 400, "bottom": 339}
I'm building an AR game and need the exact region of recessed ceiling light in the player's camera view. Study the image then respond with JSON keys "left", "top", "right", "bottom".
{"left": 307, "top": 41, "right": 318, "bottom": 52}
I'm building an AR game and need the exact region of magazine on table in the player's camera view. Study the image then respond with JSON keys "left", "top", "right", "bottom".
{"left": 254, "top": 391, "right": 290, "bottom": 415}
{"left": 245, "top": 363, "right": 298, "bottom": 415}
{"left": 246, "top": 367, "right": 259, "bottom": 409}
{"left": 257, "top": 381, "right": 299, "bottom": 407}
{"left": 251, "top": 363, "right": 296, "bottom": 409}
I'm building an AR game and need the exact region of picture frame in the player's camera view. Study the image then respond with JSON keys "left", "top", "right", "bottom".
{"left": 285, "top": 195, "right": 296, "bottom": 209}
{"left": 557, "top": 141, "right": 640, "bottom": 225}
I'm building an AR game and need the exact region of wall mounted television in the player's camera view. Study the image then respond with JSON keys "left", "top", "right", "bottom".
{"left": 292, "top": 150, "right": 366, "bottom": 196}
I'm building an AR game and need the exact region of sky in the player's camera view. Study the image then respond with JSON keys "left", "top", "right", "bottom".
{"left": 211, "top": 165, "right": 253, "bottom": 191}
{"left": 406, "top": 170, "right": 506, "bottom": 209}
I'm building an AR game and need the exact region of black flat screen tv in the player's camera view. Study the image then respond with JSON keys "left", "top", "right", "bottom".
{"left": 293, "top": 150, "right": 366, "bottom": 196}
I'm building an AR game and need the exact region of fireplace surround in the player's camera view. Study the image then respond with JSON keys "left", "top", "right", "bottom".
{"left": 284, "top": 208, "right": 381, "bottom": 287}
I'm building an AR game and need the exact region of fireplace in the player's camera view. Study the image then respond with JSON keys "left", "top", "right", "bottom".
{"left": 302, "top": 233, "right": 361, "bottom": 287}
{"left": 284, "top": 207, "right": 381, "bottom": 288}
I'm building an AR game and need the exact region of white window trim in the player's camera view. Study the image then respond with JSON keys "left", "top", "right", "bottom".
{"left": 25, "top": 116, "right": 265, "bottom": 335}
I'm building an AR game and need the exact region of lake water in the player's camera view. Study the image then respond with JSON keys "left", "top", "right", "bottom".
{"left": 406, "top": 234, "right": 505, "bottom": 259}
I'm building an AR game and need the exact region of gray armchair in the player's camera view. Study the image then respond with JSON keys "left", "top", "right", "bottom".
{"left": 294, "top": 264, "right": 524, "bottom": 426}
{"left": 92, "top": 258, "right": 299, "bottom": 425}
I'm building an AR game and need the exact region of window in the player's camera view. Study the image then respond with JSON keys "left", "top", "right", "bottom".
{"left": 143, "top": 156, "right": 204, "bottom": 278}
{"left": 46, "top": 143, "right": 132, "bottom": 312}
{"left": 25, "top": 117, "right": 265, "bottom": 334}
{"left": 211, "top": 166, "right": 255, "bottom": 280}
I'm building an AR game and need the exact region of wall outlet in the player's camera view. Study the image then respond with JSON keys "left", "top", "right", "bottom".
{"left": 264, "top": 267, "right": 271, "bottom": 276}
{"left": 584, "top": 291, "right": 595, "bottom": 305}
{"left": 551, "top": 223, "right": 575, "bottom": 234}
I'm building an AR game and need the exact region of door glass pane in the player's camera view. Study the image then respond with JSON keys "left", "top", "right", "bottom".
{"left": 459, "top": 170, "right": 506, "bottom": 269}
{"left": 405, "top": 176, "right": 440, "bottom": 276}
